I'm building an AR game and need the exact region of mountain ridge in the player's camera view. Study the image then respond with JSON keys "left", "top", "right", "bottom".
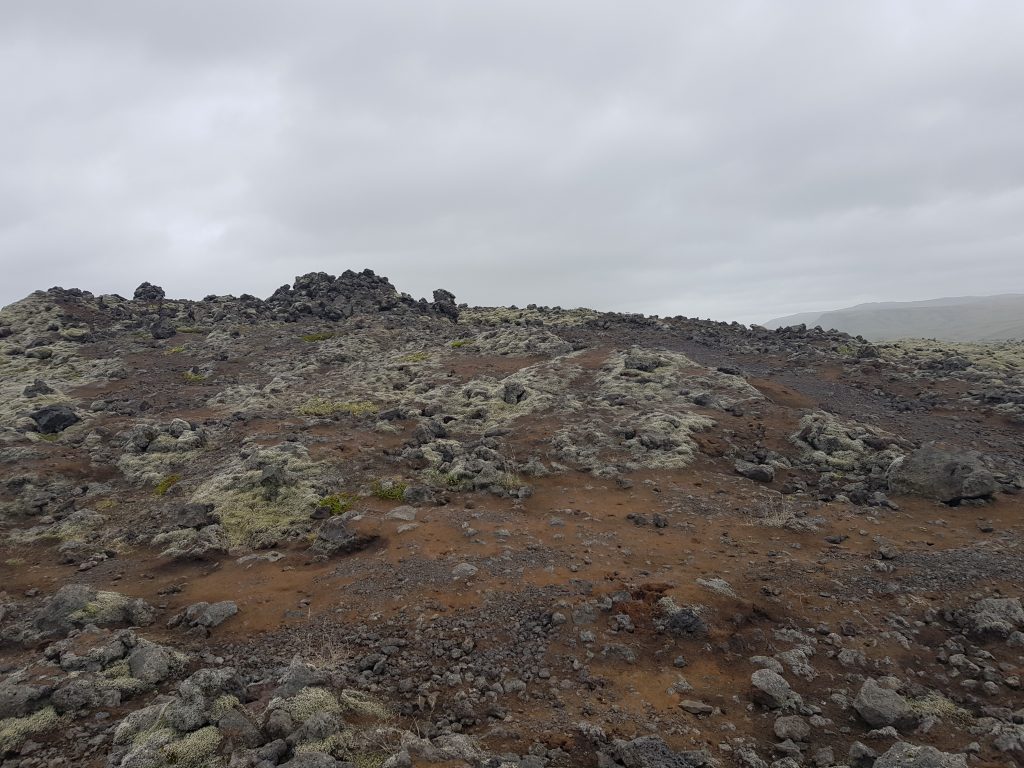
{"left": 765, "top": 293, "right": 1024, "bottom": 341}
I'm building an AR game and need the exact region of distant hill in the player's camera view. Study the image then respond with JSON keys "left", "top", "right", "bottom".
{"left": 764, "top": 294, "right": 1024, "bottom": 341}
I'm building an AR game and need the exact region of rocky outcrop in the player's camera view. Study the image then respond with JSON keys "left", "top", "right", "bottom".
{"left": 265, "top": 269, "right": 459, "bottom": 322}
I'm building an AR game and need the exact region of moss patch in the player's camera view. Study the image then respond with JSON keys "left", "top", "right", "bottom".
{"left": 154, "top": 474, "right": 181, "bottom": 496}
{"left": 281, "top": 687, "right": 340, "bottom": 723}
{"left": 183, "top": 370, "right": 207, "bottom": 383}
{"left": 397, "top": 351, "right": 429, "bottom": 363}
{"left": 216, "top": 491, "right": 314, "bottom": 549}
{"left": 68, "top": 590, "right": 131, "bottom": 624}
{"left": 0, "top": 706, "right": 63, "bottom": 753}
{"left": 161, "top": 725, "right": 221, "bottom": 767}
{"left": 908, "top": 692, "right": 974, "bottom": 727}
{"left": 298, "top": 398, "right": 378, "bottom": 417}
{"left": 301, "top": 331, "right": 336, "bottom": 343}
{"left": 338, "top": 689, "right": 391, "bottom": 721}
{"left": 209, "top": 695, "right": 240, "bottom": 720}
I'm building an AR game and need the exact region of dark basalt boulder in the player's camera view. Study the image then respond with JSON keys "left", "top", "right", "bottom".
{"left": 30, "top": 404, "right": 80, "bottom": 434}
{"left": 887, "top": 445, "right": 997, "bottom": 503}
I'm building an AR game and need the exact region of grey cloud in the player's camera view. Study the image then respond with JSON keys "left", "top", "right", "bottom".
{"left": 2, "top": 1, "right": 1023, "bottom": 324}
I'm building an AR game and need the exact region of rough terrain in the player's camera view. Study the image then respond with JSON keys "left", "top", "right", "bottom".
{"left": 1, "top": 269, "right": 1022, "bottom": 768}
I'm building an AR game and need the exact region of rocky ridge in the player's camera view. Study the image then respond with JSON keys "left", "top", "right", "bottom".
{"left": 0, "top": 271, "right": 1022, "bottom": 767}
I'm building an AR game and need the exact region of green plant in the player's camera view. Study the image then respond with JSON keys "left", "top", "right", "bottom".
{"left": 154, "top": 474, "right": 181, "bottom": 496}
{"left": 175, "top": 326, "right": 208, "bottom": 334}
{"left": 182, "top": 370, "right": 206, "bottom": 383}
{"left": 317, "top": 493, "right": 357, "bottom": 515}
{"left": 371, "top": 479, "right": 407, "bottom": 500}
{"left": 301, "top": 331, "right": 336, "bottom": 343}
{"left": 450, "top": 339, "right": 470, "bottom": 348}
{"left": 165, "top": 346, "right": 185, "bottom": 355}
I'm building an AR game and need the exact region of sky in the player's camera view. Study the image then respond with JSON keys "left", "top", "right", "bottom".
{"left": 1, "top": 1, "right": 1023, "bottom": 324}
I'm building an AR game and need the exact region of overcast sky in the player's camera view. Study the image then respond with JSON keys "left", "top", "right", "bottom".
{"left": 1, "top": 2, "right": 1023, "bottom": 323}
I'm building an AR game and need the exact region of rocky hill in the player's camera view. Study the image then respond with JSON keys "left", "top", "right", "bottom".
{"left": 1, "top": 269, "right": 1023, "bottom": 768}
{"left": 765, "top": 294, "right": 1024, "bottom": 342}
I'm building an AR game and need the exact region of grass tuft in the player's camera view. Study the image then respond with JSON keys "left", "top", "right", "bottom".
{"left": 317, "top": 493, "right": 357, "bottom": 515}
{"left": 371, "top": 479, "right": 407, "bottom": 500}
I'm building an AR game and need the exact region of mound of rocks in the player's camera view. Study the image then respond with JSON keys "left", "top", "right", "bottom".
{"left": 265, "top": 269, "right": 459, "bottom": 323}
{"left": 0, "top": 585, "right": 155, "bottom": 646}
{"left": 0, "top": 629, "right": 187, "bottom": 758}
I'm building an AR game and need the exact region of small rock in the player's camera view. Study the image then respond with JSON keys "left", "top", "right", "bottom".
{"left": 452, "top": 563, "right": 478, "bottom": 579}
{"left": 679, "top": 699, "right": 713, "bottom": 715}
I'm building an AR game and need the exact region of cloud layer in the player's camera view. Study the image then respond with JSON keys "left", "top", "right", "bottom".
{"left": 2, "top": 1, "right": 1023, "bottom": 323}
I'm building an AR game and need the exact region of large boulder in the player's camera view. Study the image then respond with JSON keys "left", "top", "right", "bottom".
{"left": 30, "top": 404, "right": 80, "bottom": 434}
{"left": 735, "top": 459, "right": 775, "bottom": 483}
{"left": 309, "top": 516, "right": 379, "bottom": 556}
{"left": 34, "top": 585, "right": 154, "bottom": 637}
{"left": 886, "top": 445, "right": 996, "bottom": 503}
{"left": 0, "top": 672, "right": 53, "bottom": 718}
{"left": 853, "top": 678, "right": 916, "bottom": 730}
{"left": 874, "top": 742, "right": 967, "bottom": 768}
{"left": 750, "top": 669, "right": 802, "bottom": 710}
{"left": 168, "top": 601, "right": 238, "bottom": 631}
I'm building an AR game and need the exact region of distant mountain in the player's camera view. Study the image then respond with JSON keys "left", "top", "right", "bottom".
{"left": 764, "top": 294, "right": 1024, "bottom": 341}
